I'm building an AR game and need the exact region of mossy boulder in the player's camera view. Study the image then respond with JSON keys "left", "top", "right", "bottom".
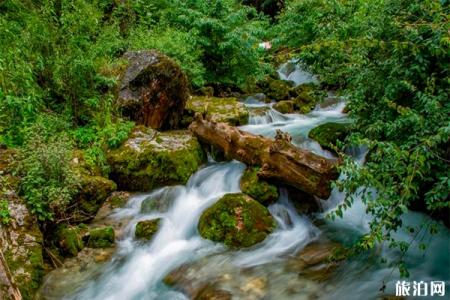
{"left": 273, "top": 100, "right": 295, "bottom": 114}
{"left": 0, "top": 149, "right": 44, "bottom": 299}
{"left": 107, "top": 126, "right": 205, "bottom": 191}
{"left": 186, "top": 96, "right": 249, "bottom": 126}
{"left": 198, "top": 193, "right": 275, "bottom": 249}
{"left": 292, "top": 83, "right": 322, "bottom": 114}
{"left": 240, "top": 167, "right": 278, "bottom": 205}
{"left": 308, "top": 122, "right": 350, "bottom": 150}
{"left": 87, "top": 226, "right": 115, "bottom": 248}
{"left": 265, "top": 79, "right": 292, "bottom": 100}
{"left": 135, "top": 219, "right": 161, "bottom": 241}
{"left": 117, "top": 50, "right": 189, "bottom": 130}
{"left": 55, "top": 225, "right": 87, "bottom": 257}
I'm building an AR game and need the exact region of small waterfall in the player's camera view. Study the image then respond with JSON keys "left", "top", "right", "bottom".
{"left": 233, "top": 189, "right": 319, "bottom": 267}
{"left": 277, "top": 60, "right": 319, "bottom": 87}
{"left": 67, "top": 162, "right": 246, "bottom": 300}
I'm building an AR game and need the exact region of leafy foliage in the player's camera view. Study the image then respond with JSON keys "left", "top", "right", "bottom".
{"left": 275, "top": 0, "right": 449, "bottom": 270}
{"left": 18, "top": 114, "right": 78, "bottom": 221}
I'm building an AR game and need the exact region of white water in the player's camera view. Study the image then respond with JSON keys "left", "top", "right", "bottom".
{"left": 277, "top": 60, "right": 319, "bottom": 87}
{"left": 40, "top": 63, "right": 449, "bottom": 300}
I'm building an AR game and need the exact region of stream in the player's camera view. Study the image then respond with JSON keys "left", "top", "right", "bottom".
{"left": 38, "top": 63, "right": 450, "bottom": 300}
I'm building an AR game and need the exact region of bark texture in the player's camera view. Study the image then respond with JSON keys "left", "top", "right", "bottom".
{"left": 189, "top": 115, "right": 339, "bottom": 198}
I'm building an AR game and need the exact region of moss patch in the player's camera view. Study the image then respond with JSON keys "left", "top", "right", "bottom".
{"left": 55, "top": 225, "right": 86, "bottom": 257}
{"left": 135, "top": 219, "right": 161, "bottom": 241}
{"left": 87, "top": 226, "right": 115, "bottom": 248}
{"left": 308, "top": 122, "right": 350, "bottom": 150}
{"left": 240, "top": 167, "right": 278, "bottom": 205}
{"left": 186, "top": 96, "right": 249, "bottom": 125}
{"left": 292, "top": 83, "right": 323, "bottom": 114}
{"left": 273, "top": 100, "right": 295, "bottom": 114}
{"left": 108, "top": 126, "right": 205, "bottom": 191}
{"left": 198, "top": 193, "right": 275, "bottom": 249}
{"left": 265, "top": 79, "right": 292, "bottom": 100}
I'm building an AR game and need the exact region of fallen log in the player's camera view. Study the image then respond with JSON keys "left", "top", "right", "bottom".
{"left": 189, "top": 115, "right": 339, "bottom": 199}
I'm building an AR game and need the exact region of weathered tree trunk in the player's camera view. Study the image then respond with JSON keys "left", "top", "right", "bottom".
{"left": 189, "top": 115, "right": 339, "bottom": 199}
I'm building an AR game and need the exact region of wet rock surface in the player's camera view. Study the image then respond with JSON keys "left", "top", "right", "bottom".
{"left": 308, "top": 122, "right": 350, "bottom": 151}
{"left": 240, "top": 167, "right": 278, "bottom": 205}
{"left": 198, "top": 193, "right": 275, "bottom": 248}
{"left": 135, "top": 219, "right": 161, "bottom": 241}
{"left": 286, "top": 239, "right": 344, "bottom": 281}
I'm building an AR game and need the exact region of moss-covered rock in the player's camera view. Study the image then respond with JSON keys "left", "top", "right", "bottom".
{"left": 265, "top": 79, "right": 292, "bottom": 100}
{"left": 135, "top": 219, "right": 161, "bottom": 241}
{"left": 87, "top": 226, "right": 115, "bottom": 248}
{"left": 292, "top": 83, "right": 322, "bottom": 114}
{"left": 0, "top": 149, "right": 44, "bottom": 300}
{"left": 198, "top": 193, "right": 275, "bottom": 249}
{"left": 108, "top": 126, "right": 205, "bottom": 191}
{"left": 186, "top": 96, "right": 249, "bottom": 125}
{"left": 55, "top": 225, "right": 86, "bottom": 257}
{"left": 104, "top": 191, "right": 131, "bottom": 209}
{"left": 308, "top": 122, "right": 350, "bottom": 150}
{"left": 273, "top": 100, "right": 295, "bottom": 114}
{"left": 240, "top": 167, "right": 278, "bottom": 205}
{"left": 70, "top": 152, "right": 117, "bottom": 222}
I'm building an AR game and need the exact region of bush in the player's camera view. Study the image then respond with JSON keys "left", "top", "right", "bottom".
{"left": 18, "top": 114, "right": 78, "bottom": 221}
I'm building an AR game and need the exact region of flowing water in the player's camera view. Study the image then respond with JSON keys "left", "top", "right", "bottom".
{"left": 38, "top": 65, "right": 450, "bottom": 300}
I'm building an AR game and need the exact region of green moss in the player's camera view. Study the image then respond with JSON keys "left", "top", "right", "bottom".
{"left": 240, "top": 167, "right": 278, "bottom": 205}
{"left": 107, "top": 191, "right": 130, "bottom": 208}
{"left": 292, "top": 83, "right": 322, "bottom": 114}
{"left": 308, "top": 122, "right": 350, "bottom": 150}
{"left": 108, "top": 127, "right": 205, "bottom": 191}
{"left": 56, "top": 225, "right": 85, "bottom": 257}
{"left": 71, "top": 152, "right": 117, "bottom": 221}
{"left": 87, "top": 226, "right": 115, "bottom": 248}
{"left": 135, "top": 218, "right": 161, "bottom": 240}
{"left": 186, "top": 96, "right": 249, "bottom": 125}
{"left": 273, "top": 100, "right": 295, "bottom": 114}
{"left": 198, "top": 193, "right": 275, "bottom": 249}
{"left": 265, "top": 79, "right": 292, "bottom": 100}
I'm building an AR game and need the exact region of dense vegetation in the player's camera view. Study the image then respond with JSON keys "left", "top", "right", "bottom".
{"left": 0, "top": 0, "right": 448, "bottom": 277}
{"left": 274, "top": 0, "right": 449, "bottom": 274}
{"left": 0, "top": 0, "right": 269, "bottom": 221}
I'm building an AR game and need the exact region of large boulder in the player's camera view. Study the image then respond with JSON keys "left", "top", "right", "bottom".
{"left": 240, "top": 167, "right": 278, "bottom": 205}
{"left": 0, "top": 149, "right": 44, "bottom": 300}
{"left": 308, "top": 122, "right": 350, "bottom": 151}
{"left": 108, "top": 126, "right": 205, "bottom": 191}
{"left": 117, "top": 50, "right": 189, "bottom": 130}
{"left": 185, "top": 96, "right": 249, "bottom": 126}
{"left": 198, "top": 193, "right": 275, "bottom": 249}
